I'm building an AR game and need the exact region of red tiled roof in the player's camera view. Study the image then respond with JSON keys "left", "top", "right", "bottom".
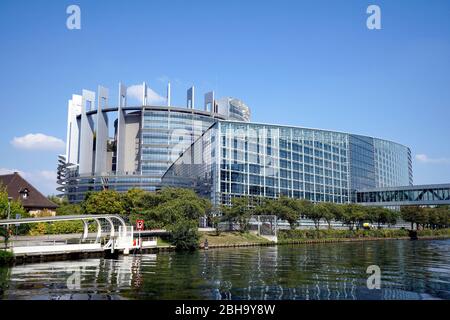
{"left": 0, "top": 172, "right": 58, "bottom": 210}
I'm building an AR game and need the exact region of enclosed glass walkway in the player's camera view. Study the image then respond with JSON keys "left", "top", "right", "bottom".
{"left": 355, "top": 184, "right": 450, "bottom": 206}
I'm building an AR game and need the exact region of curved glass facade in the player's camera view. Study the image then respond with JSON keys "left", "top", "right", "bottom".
{"left": 59, "top": 105, "right": 250, "bottom": 202}
{"left": 58, "top": 84, "right": 412, "bottom": 205}
{"left": 140, "top": 108, "right": 219, "bottom": 189}
{"left": 162, "top": 121, "right": 413, "bottom": 206}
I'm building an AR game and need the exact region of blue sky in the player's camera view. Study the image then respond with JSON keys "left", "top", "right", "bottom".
{"left": 0, "top": 0, "right": 449, "bottom": 195}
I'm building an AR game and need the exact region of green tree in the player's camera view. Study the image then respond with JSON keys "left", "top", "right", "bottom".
{"left": 221, "top": 196, "right": 254, "bottom": 232}
{"left": 436, "top": 206, "right": 450, "bottom": 228}
{"left": 47, "top": 195, "right": 68, "bottom": 206}
{"left": 296, "top": 199, "right": 314, "bottom": 220}
{"left": 169, "top": 218, "right": 200, "bottom": 251}
{"left": 368, "top": 207, "right": 397, "bottom": 228}
{"left": 320, "top": 202, "right": 339, "bottom": 229}
{"left": 401, "top": 206, "right": 425, "bottom": 230}
{"left": 308, "top": 203, "right": 325, "bottom": 230}
{"left": 121, "top": 188, "right": 148, "bottom": 214}
{"left": 342, "top": 204, "right": 367, "bottom": 230}
{"left": 56, "top": 203, "right": 82, "bottom": 216}
{"left": 258, "top": 197, "right": 299, "bottom": 230}
{"left": 210, "top": 215, "right": 222, "bottom": 235}
{"left": 416, "top": 208, "right": 430, "bottom": 229}
{"left": 0, "top": 185, "right": 27, "bottom": 220}
{"left": 124, "top": 187, "right": 212, "bottom": 232}
{"left": 81, "top": 190, "right": 126, "bottom": 215}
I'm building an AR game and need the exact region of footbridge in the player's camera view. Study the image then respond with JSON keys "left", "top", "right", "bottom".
{"left": 0, "top": 214, "right": 156, "bottom": 257}
{"left": 355, "top": 183, "right": 450, "bottom": 207}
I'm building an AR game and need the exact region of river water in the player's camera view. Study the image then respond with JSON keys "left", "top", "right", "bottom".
{"left": 1, "top": 239, "right": 449, "bottom": 300}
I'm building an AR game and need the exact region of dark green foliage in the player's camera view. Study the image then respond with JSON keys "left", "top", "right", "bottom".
{"left": 401, "top": 206, "right": 449, "bottom": 230}
{"left": 56, "top": 203, "right": 82, "bottom": 216}
{"left": 81, "top": 190, "right": 126, "bottom": 215}
{"left": 169, "top": 219, "right": 200, "bottom": 251}
{"left": 28, "top": 220, "right": 96, "bottom": 235}
{"left": 0, "top": 184, "right": 27, "bottom": 220}
{"left": 279, "top": 228, "right": 411, "bottom": 240}
{"left": 278, "top": 228, "right": 449, "bottom": 241}
{"left": 221, "top": 196, "right": 255, "bottom": 232}
{"left": 0, "top": 250, "right": 14, "bottom": 265}
{"left": 125, "top": 187, "right": 211, "bottom": 230}
{"left": 257, "top": 197, "right": 302, "bottom": 230}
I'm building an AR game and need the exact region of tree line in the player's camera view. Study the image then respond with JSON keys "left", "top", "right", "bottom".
{"left": 220, "top": 196, "right": 450, "bottom": 231}
{"left": 49, "top": 190, "right": 450, "bottom": 232}
{"left": 3, "top": 187, "right": 449, "bottom": 246}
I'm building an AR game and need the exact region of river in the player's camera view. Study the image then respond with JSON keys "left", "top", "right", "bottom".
{"left": 1, "top": 239, "right": 449, "bottom": 300}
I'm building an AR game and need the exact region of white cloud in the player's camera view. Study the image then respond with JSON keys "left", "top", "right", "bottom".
{"left": 0, "top": 168, "right": 24, "bottom": 176}
{"left": 127, "top": 84, "right": 167, "bottom": 105}
{"left": 11, "top": 133, "right": 65, "bottom": 151}
{"left": 157, "top": 75, "right": 170, "bottom": 83}
{"left": 415, "top": 154, "right": 450, "bottom": 164}
{"left": 0, "top": 168, "right": 58, "bottom": 196}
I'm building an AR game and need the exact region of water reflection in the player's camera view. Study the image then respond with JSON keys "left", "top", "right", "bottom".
{"left": 2, "top": 239, "right": 449, "bottom": 300}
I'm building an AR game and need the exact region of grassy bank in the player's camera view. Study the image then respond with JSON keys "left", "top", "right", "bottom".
{"left": 199, "top": 232, "right": 270, "bottom": 247}
{"left": 278, "top": 228, "right": 450, "bottom": 243}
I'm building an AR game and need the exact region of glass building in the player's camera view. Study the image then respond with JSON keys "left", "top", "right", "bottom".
{"left": 57, "top": 81, "right": 413, "bottom": 206}
{"left": 57, "top": 83, "right": 251, "bottom": 202}
{"left": 162, "top": 121, "right": 413, "bottom": 207}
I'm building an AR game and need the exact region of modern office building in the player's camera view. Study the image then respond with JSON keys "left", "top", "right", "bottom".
{"left": 58, "top": 80, "right": 435, "bottom": 209}
{"left": 57, "top": 82, "right": 250, "bottom": 202}
{"left": 162, "top": 121, "right": 413, "bottom": 207}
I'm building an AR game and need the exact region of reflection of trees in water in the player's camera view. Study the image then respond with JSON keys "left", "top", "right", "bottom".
{"left": 2, "top": 240, "right": 449, "bottom": 300}
{"left": 123, "top": 252, "right": 210, "bottom": 300}
{"left": 192, "top": 240, "right": 450, "bottom": 300}
{"left": 0, "top": 267, "right": 11, "bottom": 299}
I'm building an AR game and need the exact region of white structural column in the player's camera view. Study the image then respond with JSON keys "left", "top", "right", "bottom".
{"left": 142, "top": 82, "right": 148, "bottom": 106}
{"left": 94, "top": 86, "right": 109, "bottom": 174}
{"left": 187, "top": 86, "right": 195, "bottom": 108}
{"left": 204, "top": 91, "right": 215, "bottom": 112}
{"left": 167, "top": 82, "right": 171, "bottom": 107}
{"left": 116, "top": 83, "right": 127, "bottom": 174}
{"left": 79, "top": 90, "right": 96, "bottom": 175}
{"left": 65, "top": 94, "right": 82, "bottom": 164}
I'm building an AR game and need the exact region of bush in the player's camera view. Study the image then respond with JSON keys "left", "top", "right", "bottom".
{"left": 417, "top": 228, "right": 450, "bottom": 237}
{"left": 169, "top": 219, "right": 200, "bottom": 251}
{"left": 0, "top": 250, "right": 14, "bottom": 266}
{"left": 278, "top": 228, "right": 410, "bottom": 241}
{"left": 28, "top": 221, "right": 97, "bottom": 236}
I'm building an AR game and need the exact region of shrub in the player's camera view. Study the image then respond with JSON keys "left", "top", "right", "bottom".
{"left": 417, "top": 228, "right": 450, "bottom": 237}
{"left": 169, "top": 219, "right": 200, "bottom": 251}
{"left": 28, "top": 221, "right": 96, "bottom": 235}
{"left": 278, "top": 228, "right": 410, "bottom": 241}
{"left": 0, "top": 250, "right": 14, "bottom": 266}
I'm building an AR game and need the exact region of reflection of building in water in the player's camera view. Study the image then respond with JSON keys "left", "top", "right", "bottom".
{"left": 204, "top": 246, "right": 366, "bottom": 300}
{"left": 6, "top": 255, "right": 156, "bottom": 300}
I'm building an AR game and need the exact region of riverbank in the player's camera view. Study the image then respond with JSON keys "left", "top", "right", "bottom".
{"left": 2, "top": 229, "right": 449, "bottom": 265}
{"left": 278, "top": 228, "right": 450, "bottom": 241}
{"left": 198, "top": 228, "right": 450, "bottom": 249}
